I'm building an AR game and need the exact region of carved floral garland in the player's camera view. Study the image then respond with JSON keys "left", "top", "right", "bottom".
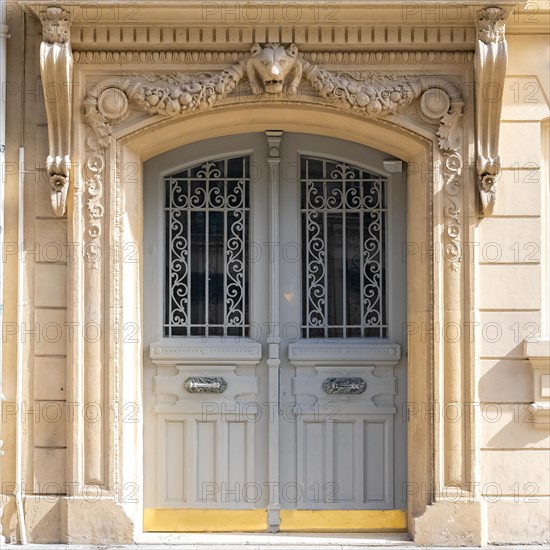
{"left": 83, "top": 43, "right": 464, "bottom": 270}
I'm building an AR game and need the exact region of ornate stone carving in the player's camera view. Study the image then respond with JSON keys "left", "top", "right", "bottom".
{"left": 247, "top": 43, "right": 301, "bottom": 94}
{"left": 302, "top": 62, "right": 422, "bottom": 116}
{"left": 97, "top": 87, "right": 129, "bottom": 122}
{"left": 85, "top": 43, "right": 462, "bottom": 150}
{"left": 477, "top": 6, "right": 507, "bottom": 43}
{"left": 39, "top": 5, "right": 73, "bottom": 217}
{"left": 40, "top": 4, "right": 70, "bottom": 43}
{"left": 83, "top": 43, "right": 463, "bottom": 247}
{"left": 121, "top": 64, "right": 245, "bottom": 117}
{"left": 421, "top": 85, "right": 464, "bottom": 271}
{"left": 442, "top": 151, "right": 464, "bottom": 271}
{"left": 475, "top": 6, "right": 509, "bottom": 215}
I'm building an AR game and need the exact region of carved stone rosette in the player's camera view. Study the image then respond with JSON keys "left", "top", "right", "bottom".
{"left": 475, "top": 6, "right": 509, "bottom": 215}
{"left": 39, "top": 5, "right": 73, "bottom": 217}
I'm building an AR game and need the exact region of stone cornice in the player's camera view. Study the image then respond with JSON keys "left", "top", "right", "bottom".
{"left": 21, "top": 0, "right": 526, "bottom": 27}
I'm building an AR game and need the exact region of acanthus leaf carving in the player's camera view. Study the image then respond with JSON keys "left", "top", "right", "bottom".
{"left": 436, "top": 101, "right": 464, "bottom": 153}
{"left": 40, "top": 5, "right": 70, "bottom": 43}
{"left": 475, "top": 5, "right": 509, "bottom": 215}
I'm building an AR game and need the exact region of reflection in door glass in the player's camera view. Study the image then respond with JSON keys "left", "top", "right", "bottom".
{"left": 301, "top": 156, "right": 387, "bottom": 338}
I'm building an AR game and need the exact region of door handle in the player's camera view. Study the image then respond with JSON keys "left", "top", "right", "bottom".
{"left": 322, "top": 377, "right": 367, "bottom": 395}
{"left": 184, "top": 376, "right": 228, "bottom": 394}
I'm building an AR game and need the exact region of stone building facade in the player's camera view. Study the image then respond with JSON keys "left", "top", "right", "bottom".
{"left": 0, "top": 0, "right": 548, "bottom": 545}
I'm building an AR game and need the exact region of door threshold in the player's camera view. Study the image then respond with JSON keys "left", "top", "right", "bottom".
{"left": 136, "top": 532, "right": 413, "bottom": 548}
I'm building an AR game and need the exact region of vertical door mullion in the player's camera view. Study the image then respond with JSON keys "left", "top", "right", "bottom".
{"left": 223, "top": 160, "right": 228, "bottom": 337}
{"left": 342, "top": 170, "right": 347, "bottom": 338}
{"left": 205, "top": 175, "right": 209, "bottom": 335}
{"left": 242, "top": 158, "right": 246, "bottom": 337}
{"left": 323, "top": 161, "right": 328, "bottom": 339}
{"left": 168, "top": 180, "right": 172, "bottom": 337}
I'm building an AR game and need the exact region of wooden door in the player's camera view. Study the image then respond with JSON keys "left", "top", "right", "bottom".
{"left": 142, "top": 132, "right": 407, "bottom": 532}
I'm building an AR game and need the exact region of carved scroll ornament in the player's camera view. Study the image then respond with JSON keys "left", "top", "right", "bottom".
{"left": 475, "top": 6, "right": 509, "bottom": 215}
{"left": 40, "top": 6, "right": 73, "bottom": 218}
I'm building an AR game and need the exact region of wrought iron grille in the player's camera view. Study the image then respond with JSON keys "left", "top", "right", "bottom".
{"left": 301, "top": 155, "right": 387, "bottom": 339}
{"left": 164, "top": 156, "right": 250, "bottom": 337}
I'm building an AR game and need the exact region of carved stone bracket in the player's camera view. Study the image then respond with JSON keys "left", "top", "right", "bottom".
{"left": 475, "top": 6, "right": 509, "bottom": 215}
{"left": 40, "top": 5, "right": 73, "bottom": 217}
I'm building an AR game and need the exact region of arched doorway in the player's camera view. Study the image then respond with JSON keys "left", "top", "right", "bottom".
{"left": 141, "top": 131, "right": 408, "bottom": 532}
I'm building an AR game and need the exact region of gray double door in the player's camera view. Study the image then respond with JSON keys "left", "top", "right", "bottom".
{"left": 143, "top": 132, "right": 407, "bottom": 520}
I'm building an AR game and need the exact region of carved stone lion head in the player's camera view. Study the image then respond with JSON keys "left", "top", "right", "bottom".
{"left": 246, "top": 43, "right": 302, "bottom": 95}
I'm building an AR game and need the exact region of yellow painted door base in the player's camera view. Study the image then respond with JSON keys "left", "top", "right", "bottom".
{"left": 280, "top": 510, "right": 407, "bottom": 532}
{"left": 143, "top": 508, "right": 407, "bottom": 533}
{"left": 143, "top": 509, "right": 268, "bottom": 532}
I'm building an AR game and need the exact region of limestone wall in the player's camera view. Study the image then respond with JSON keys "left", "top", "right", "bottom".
{"left": 477, "top": 33, "right": 549, "bottom": 545}
{"left": 2, "top": 7, "right": 67, "bottom": 542}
